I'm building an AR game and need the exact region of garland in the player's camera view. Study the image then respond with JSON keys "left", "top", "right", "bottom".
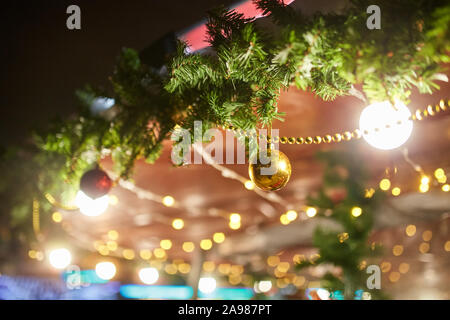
{"left": 35, "top": 0, "right": 449, "bottom": 181}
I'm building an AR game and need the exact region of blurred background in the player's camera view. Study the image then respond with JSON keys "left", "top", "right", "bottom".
{"left": 0, "top": 0, "right": 449, "bottom": 300}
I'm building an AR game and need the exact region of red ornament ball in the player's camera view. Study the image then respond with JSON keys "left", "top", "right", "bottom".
{"left": 80, "top": 168, "right": 112, "bottom": 199}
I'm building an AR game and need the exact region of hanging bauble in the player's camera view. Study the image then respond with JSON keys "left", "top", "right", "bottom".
{"left": 248, "top": 150, "right": 291, "bottom": 191}
{"left": 79, "top": 168, "right": 112, "bottom": 199}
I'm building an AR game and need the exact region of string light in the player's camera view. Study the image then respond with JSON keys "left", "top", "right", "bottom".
{"left": 153, "top": 248, "right": 166, "bottom": 258}
{"left": 229, "top": 213, "right": 241, "bottom": 223}
{"left": 277, "top": 262, "right": 290, "bottom": 273}
{"left": 420, "top": 175, "right": 430, "bottom": 185}
{"left": 139, "top": 267, "right": 159, "bottom": 284}
{"left": 139, "top": 249, "right": 152, "bottom": 260}
{"left": 399, "top": 263, "right": 410, "bottom": 274}
{"left": 48, "top": 248, "right": 72, "bottom": 269}
{"left": 389, "top": 271, "right": 401, "bottom": 283}
{"left": 52, "top": 211, "right": 63, "bottom": 223}
{"left": 98, "top": 245, "right": 109, "bottom": 256}
{"left": 419, "top": 242, "right": 430, "bottom": 253}
{"left": 419, "top": 183, "right": 429, "bottom": 193}
{"left": 95, "top": 261, "right": 116, "bottom": 280}
{"left": 229, "top": 213, "right": 241, "bottom": 230}
{"left": 419, "top": 175, "right": 430, "bottom": 193}
{"left": 285, "top": 210, "right": 298, "bottom": 221}
{"left": 172, "top": 218, "right": 184, "bottom": 230}
{"left": 164, "top": 264, "right": 177, "bottom": 275}
{"left": 106, "top": 241, "right": 118, "bottom": 251}
{"left": 203, "top": 261, "right": 216, "bottom": 272}
{"left": 379, "top": 178, "right": 391, "bottom": 191}
{"left": 351, "top": 206, "right": 362, "bottom": 217}
{"left": 244, "top": 180, "right": 255, "bottom": 190}
{"left": 108, "top": 230, "right": 119, "bottom": 240}
{"left": 422, "top": 230, "right": 432, "bottom": 241}
{"left": 178, "top": 263, "right": 191, "bottom": 274}
{"left": 305, "top": 207, "right": 317, "bottom": 218}
{"left": 122, "top": 249, "right": 135, "bottom": 260}
{"left": 444, "top": 241, "right": 450, "bottom": 252}
{"left": 442, "top": 184, "right": 450, "bottom": 192}
{"left": 28, "top": 250, "right": 37, "bottom": 259}
{"left": 182, "top": 242, "right": 195, "bottom": 253}
{"left": 434, "top": 168, "right": 445, "bottom": 180}
{"left": 280, "top": 214, "right": 290, "bottom": 225}
{"left": 218, "top": 264, "right": 231, "bottom": 274}
{"left": 256, "top": 280, "right": 272, "bottom": 293}
{"left": 392, "top": 245, "right": 404, "bottom": 256}
{"left": 213, "top": 232, "right": 225, "bottom": 243}
{"left": 199, "top": 277, "right": 216, "bottom": 294}
{"left": 162, "top": 195, "right": 175, "bottom": 207}
{"left": 391, "top": 187, "right": 401, "bottom": 196}
{"left": 267, "top": 256, "right": 280, "bottom": 267}
{"left": 200, "top": 239, "right": 213, "bottom": 251}
{"left": 160, "top": 239, "right": 172, "bottom": 250}
{"left": 380, "top": 261, "right": 391, "bottom": 273}
{"left": 405, "top": 225, "right": 416, "bottom": 237}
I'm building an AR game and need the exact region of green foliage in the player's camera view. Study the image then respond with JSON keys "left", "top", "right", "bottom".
{"left": 39, "top": 0, "right": 450, "bottom": 182}
{"left": 1, "top": 0, "right": 449, "bottom": 272}
{"left": 295, "top": 149, "right": 386, "bottom": 299}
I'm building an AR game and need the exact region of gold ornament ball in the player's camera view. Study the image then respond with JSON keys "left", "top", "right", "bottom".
{"left": 248, "top": 150, "right": 292, "bottom": 191}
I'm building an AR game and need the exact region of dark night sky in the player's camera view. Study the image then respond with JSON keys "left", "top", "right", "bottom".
{"left": 0, "top": 0, "right": 236, "bottom": 146}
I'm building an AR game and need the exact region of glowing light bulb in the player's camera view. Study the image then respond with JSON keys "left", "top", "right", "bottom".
{"left": 139, "top": 267, "right": 159, "bottom": 285}
{"left": 420, "top": 176, "right": 430, "bottom": 185}
{"left": 162, "top": 196, "right": 175, "bottom": 207}
{"left": 95, "top": 261, "right": 116, "bottom": 280}
{"left": 280, "top": 214, "right": 290, "bottom": 225}
{"left": 316, "top": 288, "right": 331, "bottom": 300}
{"left": 391, "top": 187, "right": 401, "bottom": 196}
{"left": 229, "top": 213, "right": 241, "bottom": 223}
{"left": 198, "top": 277, "right": 216, "bottom": 294}
{"left": 200, "top": 239, "right": 213, "bottom": 251}
{"left": 379, "top": 178, "right": 391, "bottom": 191}
{"left": 182, "top": 242, "right": 195, "bottom": 253}
{"left": 419, "top": 183, "right": 429, "bottom": 193}
{"left": 306, "top": 207, "right": 317, "bottom": 218}
{"left": 244, "top": 180, "right": 255, "bottom": 190}
{"left": 172, "top": 218, "right": 184, "bottom": 230}
{"left": 359, "top": 101, "right": 413, "bottom": 150}
{"left": 257, "top": 280, "right": 272, "bottom": 293}
{"left": 49, "top": 248, "right": 71, "bottom": 269}
{"left": 74, "top": 190, "right": 109, "bottom": 217}
{"left": 160, "top": 239, "right": 172, "bottom": 250}
{"left": 351, "top": 206, "right": 362, "bottom": 217}
{"left": 213, "top": 232, "right": 225, "bottom": 243}
{"left": 286, "top": 210, "right": 298, "bottom": 221}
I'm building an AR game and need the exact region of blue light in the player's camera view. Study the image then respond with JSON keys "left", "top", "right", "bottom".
{"left": 90, "top": 97, "right": 115, "bottom": 115}
{"left": 120, "top": 285, "right": 194, "bottom": 300}
{"left": 62, "top": 269, "right": 109, "bottom": 285}
{"left": 198, "top": 287, "right": 254, "bottom": 300}
{"left": 119, "top": 285, "right": 254, "bottom": 300}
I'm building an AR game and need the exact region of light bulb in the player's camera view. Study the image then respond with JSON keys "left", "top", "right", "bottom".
{"left": 95, "top": 261, "right": 116, "bottom": 280}
{"left": 257, "top": 280, "right": 272, "bottom": 293}
{"left": 359, "top": 101, "right": 413, "bottom": 150}
{"left": 74, "top": 190, "right": 109, "bottom": 217}
{"left": 198, "top": 277, "right": 216, "bottom": 294}
{"left": 139, "top": 267, "right": 159, "bottom": 285}
{"left": 49, "top": 248, "right": 72, "bottom": 269}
